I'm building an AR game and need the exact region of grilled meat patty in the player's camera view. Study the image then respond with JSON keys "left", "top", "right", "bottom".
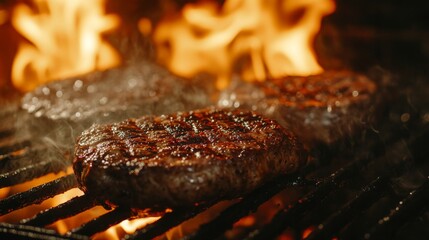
{"left": 20, "top": 62, "right": 210, "bottom": 150}
{"left": 219, "top": 71, "right": 378, "bottom": 145}
{"left": 73, "top": 108, "right": 306, "bottom": 209}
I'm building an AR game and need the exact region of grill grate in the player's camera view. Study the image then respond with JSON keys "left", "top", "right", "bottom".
{"left": 179, "top": 174, "right": 308, "bottom": 240}
{"left": 0, "top": 222, "right": 88, "bottom": 240}
{"left": 0, "top": 104, "right": 428, "bottom": 240}
{"left": 21, "top": 195, "right": 96, "bottom": 227}
{"left": 70, "top": 207, "right": 134, "bottom": 236}
{"left": 304, "top": 176, "right": 388, "bottom": 240}
{"left": 125, "top": 205, "right": 210, "bottom": 240}
{"left": 0, "top": 160, "right": 68, "bottom": 188}
{"left": 363, "top": 178, "right": 429, "bottom": 240}
{"left": 0, "top": 175, "right": 77, "bottom": 216}
{"left": 247, "top": 160, "right": 369, "bottom": 240}
{"left": 0, "top": 140, "right": 31, "bottom": 155}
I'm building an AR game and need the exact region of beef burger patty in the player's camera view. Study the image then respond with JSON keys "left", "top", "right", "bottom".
{"left": 219, "top": 71, "right": 378, "bottom": 145}
{"left": 73, "top": 108, "right": 306, "bottom": 209}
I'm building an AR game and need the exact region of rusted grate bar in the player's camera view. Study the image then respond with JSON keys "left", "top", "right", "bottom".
{"left": 69, "top": 207, "right": 133, "bottom": 237}
{"left": 0, "top": 175, "right": 77, "bottom": 216}
{"left": 363, "top": 177, "right": 429, "bottom": 240}
{"left": 0, "top": 222, "right": 87, "bottom": 240}
{"left": 183, "top": 174, "right": 308, "bottom": 240}
{"left": 0, "top": 160, "right": 68, "bottom": 188}
{"left": 305, "top": 177, "right": 389, "bottom": 240}
{"left": 125, "top": 204, "right": 212, "bottom": 240}
{"left": 21, "top": 195, "right": 97, "bottom": 227}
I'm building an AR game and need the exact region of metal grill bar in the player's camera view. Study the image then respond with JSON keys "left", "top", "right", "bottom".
{"left": 247, "top": 159, "right": 365, "bottom": 240}
{"left": 0, "top": 160, "right": 68, "bottom": 188}
{"left": 0, "top": 222, "right": 88, "bottom": 240}
{"left": 0, "top": 147, "right": 53, "bottom": 174}
{"left": 183, "top": 174, "right": 308, "bottom": 240}
{"left": 305, "top": 176, "right": 389, "bottom": 240}
{"left": 69, "top": 207, "right": 133, "bottom": 237}
{"left": 0, "top": 175, "right": 77, "bottom": 216}
{"left": 125, "top": 205, "right": 211, "bottom": 240}
{"left": 0, "top": 147, "right": 29, "bottom": 163}
{"left": 0, "top": 140, "right": 31, "bottom": 155}
{"left": 363, "top": 177, "right": 429, "bottom": 240}
{"left": 21, "top": 195, "right": 97, "bottom": 227}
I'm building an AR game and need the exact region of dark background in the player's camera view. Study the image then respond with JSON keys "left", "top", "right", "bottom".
{"left": 319, "top": 0, "right": 429, "bottom": 76}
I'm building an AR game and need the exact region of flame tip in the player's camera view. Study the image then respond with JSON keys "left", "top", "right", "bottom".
{"left": 11, "top": 0, "right": 121, "bottom": 92}
{"left": 152, "top": 0, "right": 336, "bottom": 89}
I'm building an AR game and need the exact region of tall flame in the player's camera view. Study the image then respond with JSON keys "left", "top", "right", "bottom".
{"left": 153, "top": 0, "right": 335, "bottom": 89}
{"left": 11, "top": 0, "right": 121, "bottom": 92}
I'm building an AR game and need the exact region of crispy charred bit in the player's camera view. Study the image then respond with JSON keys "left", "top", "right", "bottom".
{"left": 73, "top": 108, "right": 306, "bottom": 209}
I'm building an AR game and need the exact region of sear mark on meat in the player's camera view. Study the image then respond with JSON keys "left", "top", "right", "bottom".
{"left": 73, "top": 108, "right": 307, "bottom": 209}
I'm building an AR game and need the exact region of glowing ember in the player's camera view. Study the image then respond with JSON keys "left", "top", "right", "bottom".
{"left": 153, "top": 0, "right": 335, "bottom": 89}
{"left": 302, "top": 226, "right": 316, "bottom": 238}
{"left": 11, "top": 0, "right": 121, "bottom": 92}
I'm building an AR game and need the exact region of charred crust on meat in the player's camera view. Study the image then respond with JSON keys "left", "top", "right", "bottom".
{"left": 73, "top": 108, "right": 306, "bottom": 209}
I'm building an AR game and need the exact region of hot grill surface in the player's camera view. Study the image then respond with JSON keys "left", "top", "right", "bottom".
{"left": 0, "top": 86, "right": 428, "bottom": 240}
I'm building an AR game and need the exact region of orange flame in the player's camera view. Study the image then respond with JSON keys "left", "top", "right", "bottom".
{"left": 11, "top": 0, "right": 121, "bottom": 92}
{"left": 153, "top": 0, "right": 335, "bottom": 89}
{"left": 93, "top": 217, "right": 160, "bottom": 240}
